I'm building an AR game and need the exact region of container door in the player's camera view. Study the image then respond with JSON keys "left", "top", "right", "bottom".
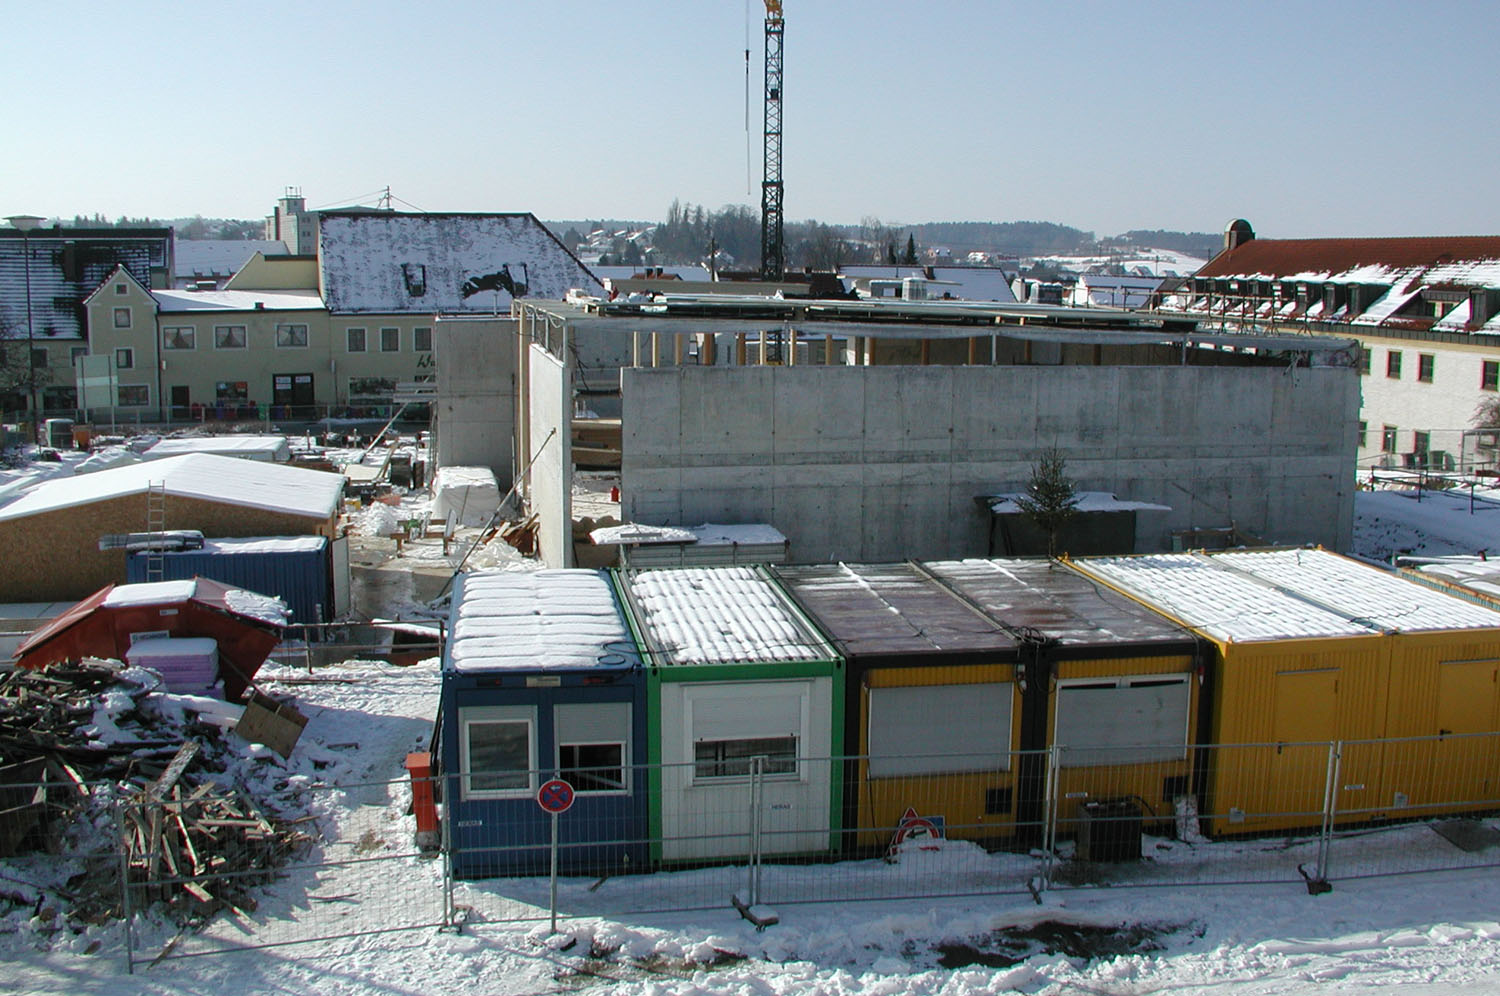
{"left": 1434, "top": 659, "right": 1500, "bottom": 800}
{"left": 1268, "top": 668, "right": 1339, "bottom": 822}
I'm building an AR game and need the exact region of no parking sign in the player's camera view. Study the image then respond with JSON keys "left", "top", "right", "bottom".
{"left": 537, "top": 778, "right": 575, "bottom": 814}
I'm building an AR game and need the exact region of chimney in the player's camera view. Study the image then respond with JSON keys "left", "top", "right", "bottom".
{"left": 1224, "top": 219, "right": 1255, "bottom": 253}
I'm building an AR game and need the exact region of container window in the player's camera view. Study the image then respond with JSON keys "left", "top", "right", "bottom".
{"left": 1054, "top": 674, "right": 1191, "bottom": 768}
{"left": 694, "top": 736, "right": 797, "bottom": 779}
{"left": 559, "top": 742, "right": 627, "bottom": 792}
{"left": 868, "top": 682, "right": 1014, "bottom": 777}
{"left": 460, "top": 705, "right": 535, "bottom": 798}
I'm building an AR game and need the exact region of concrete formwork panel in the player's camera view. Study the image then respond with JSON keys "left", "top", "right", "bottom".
{"left": 528, "top": 344, "right": 572, "bottom": 568}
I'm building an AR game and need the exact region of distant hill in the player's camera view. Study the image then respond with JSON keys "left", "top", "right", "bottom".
{"left": 1108, "top": 230, "right": 1221, "bottom": 259}
{"left": 909, "top": 221, "right": 1093, "bottom": 256}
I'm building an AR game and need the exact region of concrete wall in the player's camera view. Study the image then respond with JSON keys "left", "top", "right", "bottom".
{"left": 622, "top": 364, "right": 1358, "bottom": 564}
{"left": 434, "top": 316, "right": 517, "bottom": 482}
{"left": 528, "top": 343, "right": 572, "bottom": 568}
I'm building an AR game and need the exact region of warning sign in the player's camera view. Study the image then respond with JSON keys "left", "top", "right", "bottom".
{"left": 886, "top": 806, "right": 946, "bottom": 860}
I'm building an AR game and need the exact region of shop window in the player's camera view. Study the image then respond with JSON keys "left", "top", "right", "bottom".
{"left": 215, "top": 381, "right": 248, "bottom": 402}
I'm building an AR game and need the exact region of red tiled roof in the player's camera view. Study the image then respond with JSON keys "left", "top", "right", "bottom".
{"left": 1198, "top": 237, "right": 1500, "bottom": 279}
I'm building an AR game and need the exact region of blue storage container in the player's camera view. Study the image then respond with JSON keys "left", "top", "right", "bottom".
{"left": 127, "top": 536, "right": 330, "bottom": 625}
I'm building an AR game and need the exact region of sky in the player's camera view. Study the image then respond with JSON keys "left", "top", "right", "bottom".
{"left": 5, "top": 0, "right": 1499, "bottom": 239}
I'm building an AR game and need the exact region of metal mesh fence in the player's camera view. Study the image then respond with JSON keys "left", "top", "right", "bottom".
{"left": 8, "top": 733, "right": 1500, "bottom": 969}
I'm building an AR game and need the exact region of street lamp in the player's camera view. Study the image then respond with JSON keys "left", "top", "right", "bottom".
{"left": 6, "top": 214, "right": 44, "bottom": 441}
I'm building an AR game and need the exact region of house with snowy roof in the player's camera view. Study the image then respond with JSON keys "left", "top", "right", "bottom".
{"left": 1158, "top": 220, "right": 1500, "bottom": 472}
{"left": 173, "top": 239, "right": 288, "bottom": 290}
{"left": 0, "top": 452, "right": 343, "bottom": 603}
{"left": 1, "top": 224, "right": 173, "bottom": 420}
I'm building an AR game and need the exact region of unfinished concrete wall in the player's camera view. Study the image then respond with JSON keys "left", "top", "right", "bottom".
{"left": 621, "top": 364, "right": 1358, "bottom": 564}
{"left": 434, "top": 316, "right": 517, "bottom": 486}
{"left": 527, "top": 342, "right": 573, "bottom": 568}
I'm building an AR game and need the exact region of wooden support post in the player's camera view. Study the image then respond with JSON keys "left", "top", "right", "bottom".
{"left": 968, "top": 337, "right": 978, "bottom": 365}
{"left": 632, "top": 331, "right": 641, "bottom": 368}
{"left": 674, "top": 333, "right": 683, "bottom": 366}
{"left": 824, "top": 333, "right": 834, "bottom": 365}
{"left": 920, "top": 338, "right": 930, "bottom": 365}
{"left": 736, "top": 333, "right": 747, "bottom": 366}
{"left": 650, "top": 331, "right": 659, "bottom": 368}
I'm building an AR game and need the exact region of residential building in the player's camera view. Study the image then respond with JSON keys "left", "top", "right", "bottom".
{"left": 173, "top": 239, "right": 287, "bottom": 289}
{"left": 0, "top": 225, "right": 172, "bottom": 418}
{"left": 1158, "top": 220, "right": 1500, "bottom": 471}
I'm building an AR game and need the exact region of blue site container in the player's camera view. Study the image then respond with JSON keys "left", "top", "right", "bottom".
{"left": 127, "top": 536, "right": 330, "bottom": 625}
{"left": 437, "top": 569, "right": 647, "bottom": 879}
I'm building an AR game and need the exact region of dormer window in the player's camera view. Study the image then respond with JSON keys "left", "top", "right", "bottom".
{"left": 114, "top": 282, "right": 128, "bottom": 295}
{"left": 402, "top": 263, "right": 426, "bottom": 297}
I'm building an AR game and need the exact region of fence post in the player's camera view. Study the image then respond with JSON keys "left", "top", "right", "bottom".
{"left": 1311, "top": 740, "right": 1341, "bottom": 892}
{"left": 442, "top": 770, "right": 456, "bottom": 931}
{"left": 117, "top": 804, "right": 134, "bottom": 974}
{"left": 1041, "top": 745, "right": 1062, "bottom": 891}
{"left": 746, "top": 755, "right": 765, "bottom": 907}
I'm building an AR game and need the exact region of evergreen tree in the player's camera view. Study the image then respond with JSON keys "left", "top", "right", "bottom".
{"left": 903, "top": 234, "right": 918, "bottom": 264}
{"left": 1015, "top": 447, "right": 1079, "bottom": 557}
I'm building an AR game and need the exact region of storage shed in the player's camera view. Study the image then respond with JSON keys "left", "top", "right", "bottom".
{"left": 127, "top": 536, "right": 332, "bottom": 626}
{"left": 1072, "top": 549, "right": 1500, "bottom": 835}
{"left": 922, "top": 558, "right": 1203, "bottom": 841}
{"left": 617, "top": 565, "right": 843, "bottom": 862}
{"left": 773, "top": 562, "right": 1023, "bottom": 852}
{"left": 0, "top": 454, "right": 344, "bottom": 603}
{"left": 142, "top": 435, "right": 292, "bottom": 462}
{"left": 14, "top": 578, "right": 288, "bottom": 701}
{"left": 437, "top": 569, "right": 646, "bottom": 879}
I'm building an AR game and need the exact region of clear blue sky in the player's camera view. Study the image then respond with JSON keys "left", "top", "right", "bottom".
{"left": 5, "top": 0, "right": 1497, "bottom": 239}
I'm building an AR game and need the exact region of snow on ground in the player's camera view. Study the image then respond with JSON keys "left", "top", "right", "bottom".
{"left": 1351, "top": 484, "right": 1500, "bottom": 563}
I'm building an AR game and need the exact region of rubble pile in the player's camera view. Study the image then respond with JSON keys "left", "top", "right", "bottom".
{"left": 0, "top": 659, "right": 313, "bottom": 930}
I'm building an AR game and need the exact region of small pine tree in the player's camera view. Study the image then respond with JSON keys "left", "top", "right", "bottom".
{"left": 1015, "top": 447, "right": 1079, "bottom": 557}
{"left": 903, "top": 234, "right": 918, "bottom": 265}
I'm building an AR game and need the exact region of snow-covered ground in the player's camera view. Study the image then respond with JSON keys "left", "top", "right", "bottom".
{"left": 1351, "top": 483, "right": 1500, "bottom": 563}
{"left": 5, "top": 450, "right": 1500, "bottom": 994}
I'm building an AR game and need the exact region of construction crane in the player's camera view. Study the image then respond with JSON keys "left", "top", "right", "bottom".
{"left": 759, "top": 0, "right": 785, "bottom": 282}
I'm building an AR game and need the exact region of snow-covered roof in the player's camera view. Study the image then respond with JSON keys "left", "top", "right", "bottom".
{"left": 1078, "top": 554, "right": 1375, "bottom": 643}
{"left": 198, "top": 536, "right": 328, "bottom": 555}
{"left": 447, "top": 569, "right": 638, "bottom": 673}
{"left": 317, "top": 212, "right": 604, "bottom": 314}
{"left": 151, "top": 288, "right": 324, "bottom": 313}
{"left": 985, "top": 492, "right": 1171, "bottom": 516}
{"left": 927, "top": 267, "right": 1018, "bottom": 303}
{"left": 143, "top": 436, "right": 291, "bottom": 460}
{"left": 0, "top": 453, "right": 343, "bottom": 523}
{"left": 1213, "top": 548, "right": 1500, "bottom": 633}
{"left": 1080, "top": 549, "right": 1500, "bottom": 643}
{"left": 592, "top": 265, "right": 711, "bottom": 282}
{"left": 173, "top": 240, "right": 287, "bottom": 279}
{"left": 625, "top": 566, "right": 832, "bottom": 665}
{"left": 592, "top": 522, "right": 788, "bottom": 547}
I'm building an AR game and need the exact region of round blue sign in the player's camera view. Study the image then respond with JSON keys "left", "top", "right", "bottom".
{"left": 537, "top": 778, "right": 575, "bottom": 814}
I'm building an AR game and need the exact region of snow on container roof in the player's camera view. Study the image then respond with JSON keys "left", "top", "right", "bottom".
{"left": 198, "top": 536, "right": 327, "bottom": 554}
{"left": 447, "top": 569, "right": 638, "bottom": 673}
{"left": 626, "top": 566, "right": 832, "bottom": 665}
{"left": 983, "top": 492, "right": 1171, "bottom": 516}
{"left": 1212, "top": 549, "right": 1500, "bottom": 633}
{"left": 317, "top": 212, "right": 603, "bottom": 314}
{"left": 0, "top": 453, "right": 343, "bottom": 523}
{"left": 1077, "top": 554, "right": 1373, "bottom": 643}
{"left": 144, "top": 436, "right": 291, "bottom": 460}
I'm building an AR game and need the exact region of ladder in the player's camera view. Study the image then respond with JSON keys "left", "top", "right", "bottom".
{"left": 144, "top": 481, "right": 167, "bottom": 582}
